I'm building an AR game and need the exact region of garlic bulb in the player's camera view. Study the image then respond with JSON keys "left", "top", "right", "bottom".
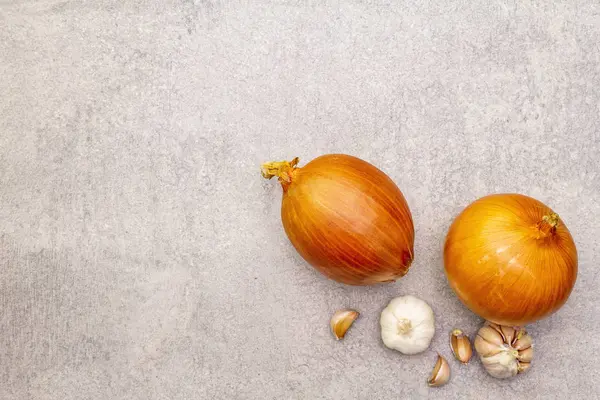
{"left": 474, "top": 322, "right": 533, "bottom": 379}
{"left": 380, "top": 295, "right": 435, "bottom": 355}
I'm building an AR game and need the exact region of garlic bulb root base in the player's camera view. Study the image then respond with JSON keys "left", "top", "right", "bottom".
{"left": 397, "top": 318, "right": 412, "bottom": 334}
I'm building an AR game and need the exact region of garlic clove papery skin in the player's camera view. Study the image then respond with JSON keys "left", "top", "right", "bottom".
{"left": 428, "top": 355, "right": 451, "bottom": 387}
{"left": 474, "top": 335, "right": 503, "bottom": 357}
{"left": 477, "top": 326, "right": 504, "bottom": 346}
{"left": 475, "top": 322, "right": 534, "bottom": 379}
{"left": 500, "top": 325, "right": 516, "bottom": 344}
{"left": 517, "top": 347, "right": 533, "bottom": 363}
{"left": 450, "top": 329, "right": 473, "bottom": 364}
{"left": 380, "top": 295, "right": 435, "bottom": 355}
{"left": 518, "top": 362, "right": 531, "bottom": 373}
{"left": 330, "top": 309, "right": 359, "bottom": 340}
{"left": 513, "top": 334, "right": 533, "bottom": 350}
{"left": 480, "top": 351, "right": 520, "bottom": 379}
{"left": 487, "top": 322, "right": 503, "bottom": 333}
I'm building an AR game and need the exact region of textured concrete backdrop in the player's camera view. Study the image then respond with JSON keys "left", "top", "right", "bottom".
{"left": 1, "top": 1, "right": 599, "bottom": 399}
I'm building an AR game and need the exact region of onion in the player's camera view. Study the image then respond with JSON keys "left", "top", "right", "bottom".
{"left": 444, "top": 193, "right": 577, "bottom": 326}
{"left": 262, "top": 154, "right": 414, "bottom": 285}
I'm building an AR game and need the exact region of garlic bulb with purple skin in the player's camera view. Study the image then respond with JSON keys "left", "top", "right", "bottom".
{"left": 474, "top": 322, "right": 533, "bottom": 379}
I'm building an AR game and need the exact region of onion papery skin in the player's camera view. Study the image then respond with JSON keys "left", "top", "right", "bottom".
{"left": 444, "top": 193, "right": 577, "bottom": 326}
{"left": 264, "top": 154, "right": 414, "bottom": 285}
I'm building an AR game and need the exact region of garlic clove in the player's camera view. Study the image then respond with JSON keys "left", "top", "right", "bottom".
{"left": 477, "top": 326, "right": 504, "bottom": 346}
{"left": 330, "top": 309, "right": 359, "bottom": 340}
{"left": 517, "top": 362, "right": 531, "bottom": 374}
{"left": 428, "top": 354, "right": 450, "bottom": 387}
{"left": 500, "top": 325, "right": 516, "bottom": 344}
{"left": 513, "top": 333, "right": 533, "bottom": 350}
{"left": 486, "top": 321, "right": 503, "bottom": 334}
{"left": 450, "top": 329, "right": 473, "bottom": 364}
{"left": 513, "top": 327, "right": 527, "bottom": 343}
{"left": 517, "top": 347, "right": 534, "bottom": 363}
{"left": 474, "top": 335, "right": 503, "bottom": 357}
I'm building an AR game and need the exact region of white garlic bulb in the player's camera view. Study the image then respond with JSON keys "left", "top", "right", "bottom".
{"left": 474, "top": 322, "right": 533, "bottom": 379}
{"left": 380, "top": 295, "right": 435, "bottom": 355}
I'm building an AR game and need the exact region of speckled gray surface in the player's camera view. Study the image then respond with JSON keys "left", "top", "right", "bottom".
{"left": 1, "top": 1, "right": 599, "bottom": 399}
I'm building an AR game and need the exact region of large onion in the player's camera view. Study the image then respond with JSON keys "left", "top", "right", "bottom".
{"left": 444, "top": 193, "right": 577, "bottom": 326}
{"left": 262, "top": 154, "right": 414, "bottom": 285}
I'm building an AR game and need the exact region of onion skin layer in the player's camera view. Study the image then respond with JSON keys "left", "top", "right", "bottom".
{"left": 444, "top": 194, "right": 577, "bottom": 326}
{"left": 265, "top": 154, "right": 414, "bottom": 285}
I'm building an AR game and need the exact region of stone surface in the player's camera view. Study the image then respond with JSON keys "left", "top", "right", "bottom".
{"left": 1, "top": 1, "right": 599, "bottom": 399}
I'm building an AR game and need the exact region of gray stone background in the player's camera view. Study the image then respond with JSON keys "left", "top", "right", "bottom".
{"left": 1, "top": 0, "right": 599, "bottom": 399}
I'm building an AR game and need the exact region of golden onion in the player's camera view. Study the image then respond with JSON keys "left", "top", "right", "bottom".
{"left": 262, "top": 154, "right": 414, "bottom": 285}
{"left": 444, "top": 193, "right": 577, "bottom": 326}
